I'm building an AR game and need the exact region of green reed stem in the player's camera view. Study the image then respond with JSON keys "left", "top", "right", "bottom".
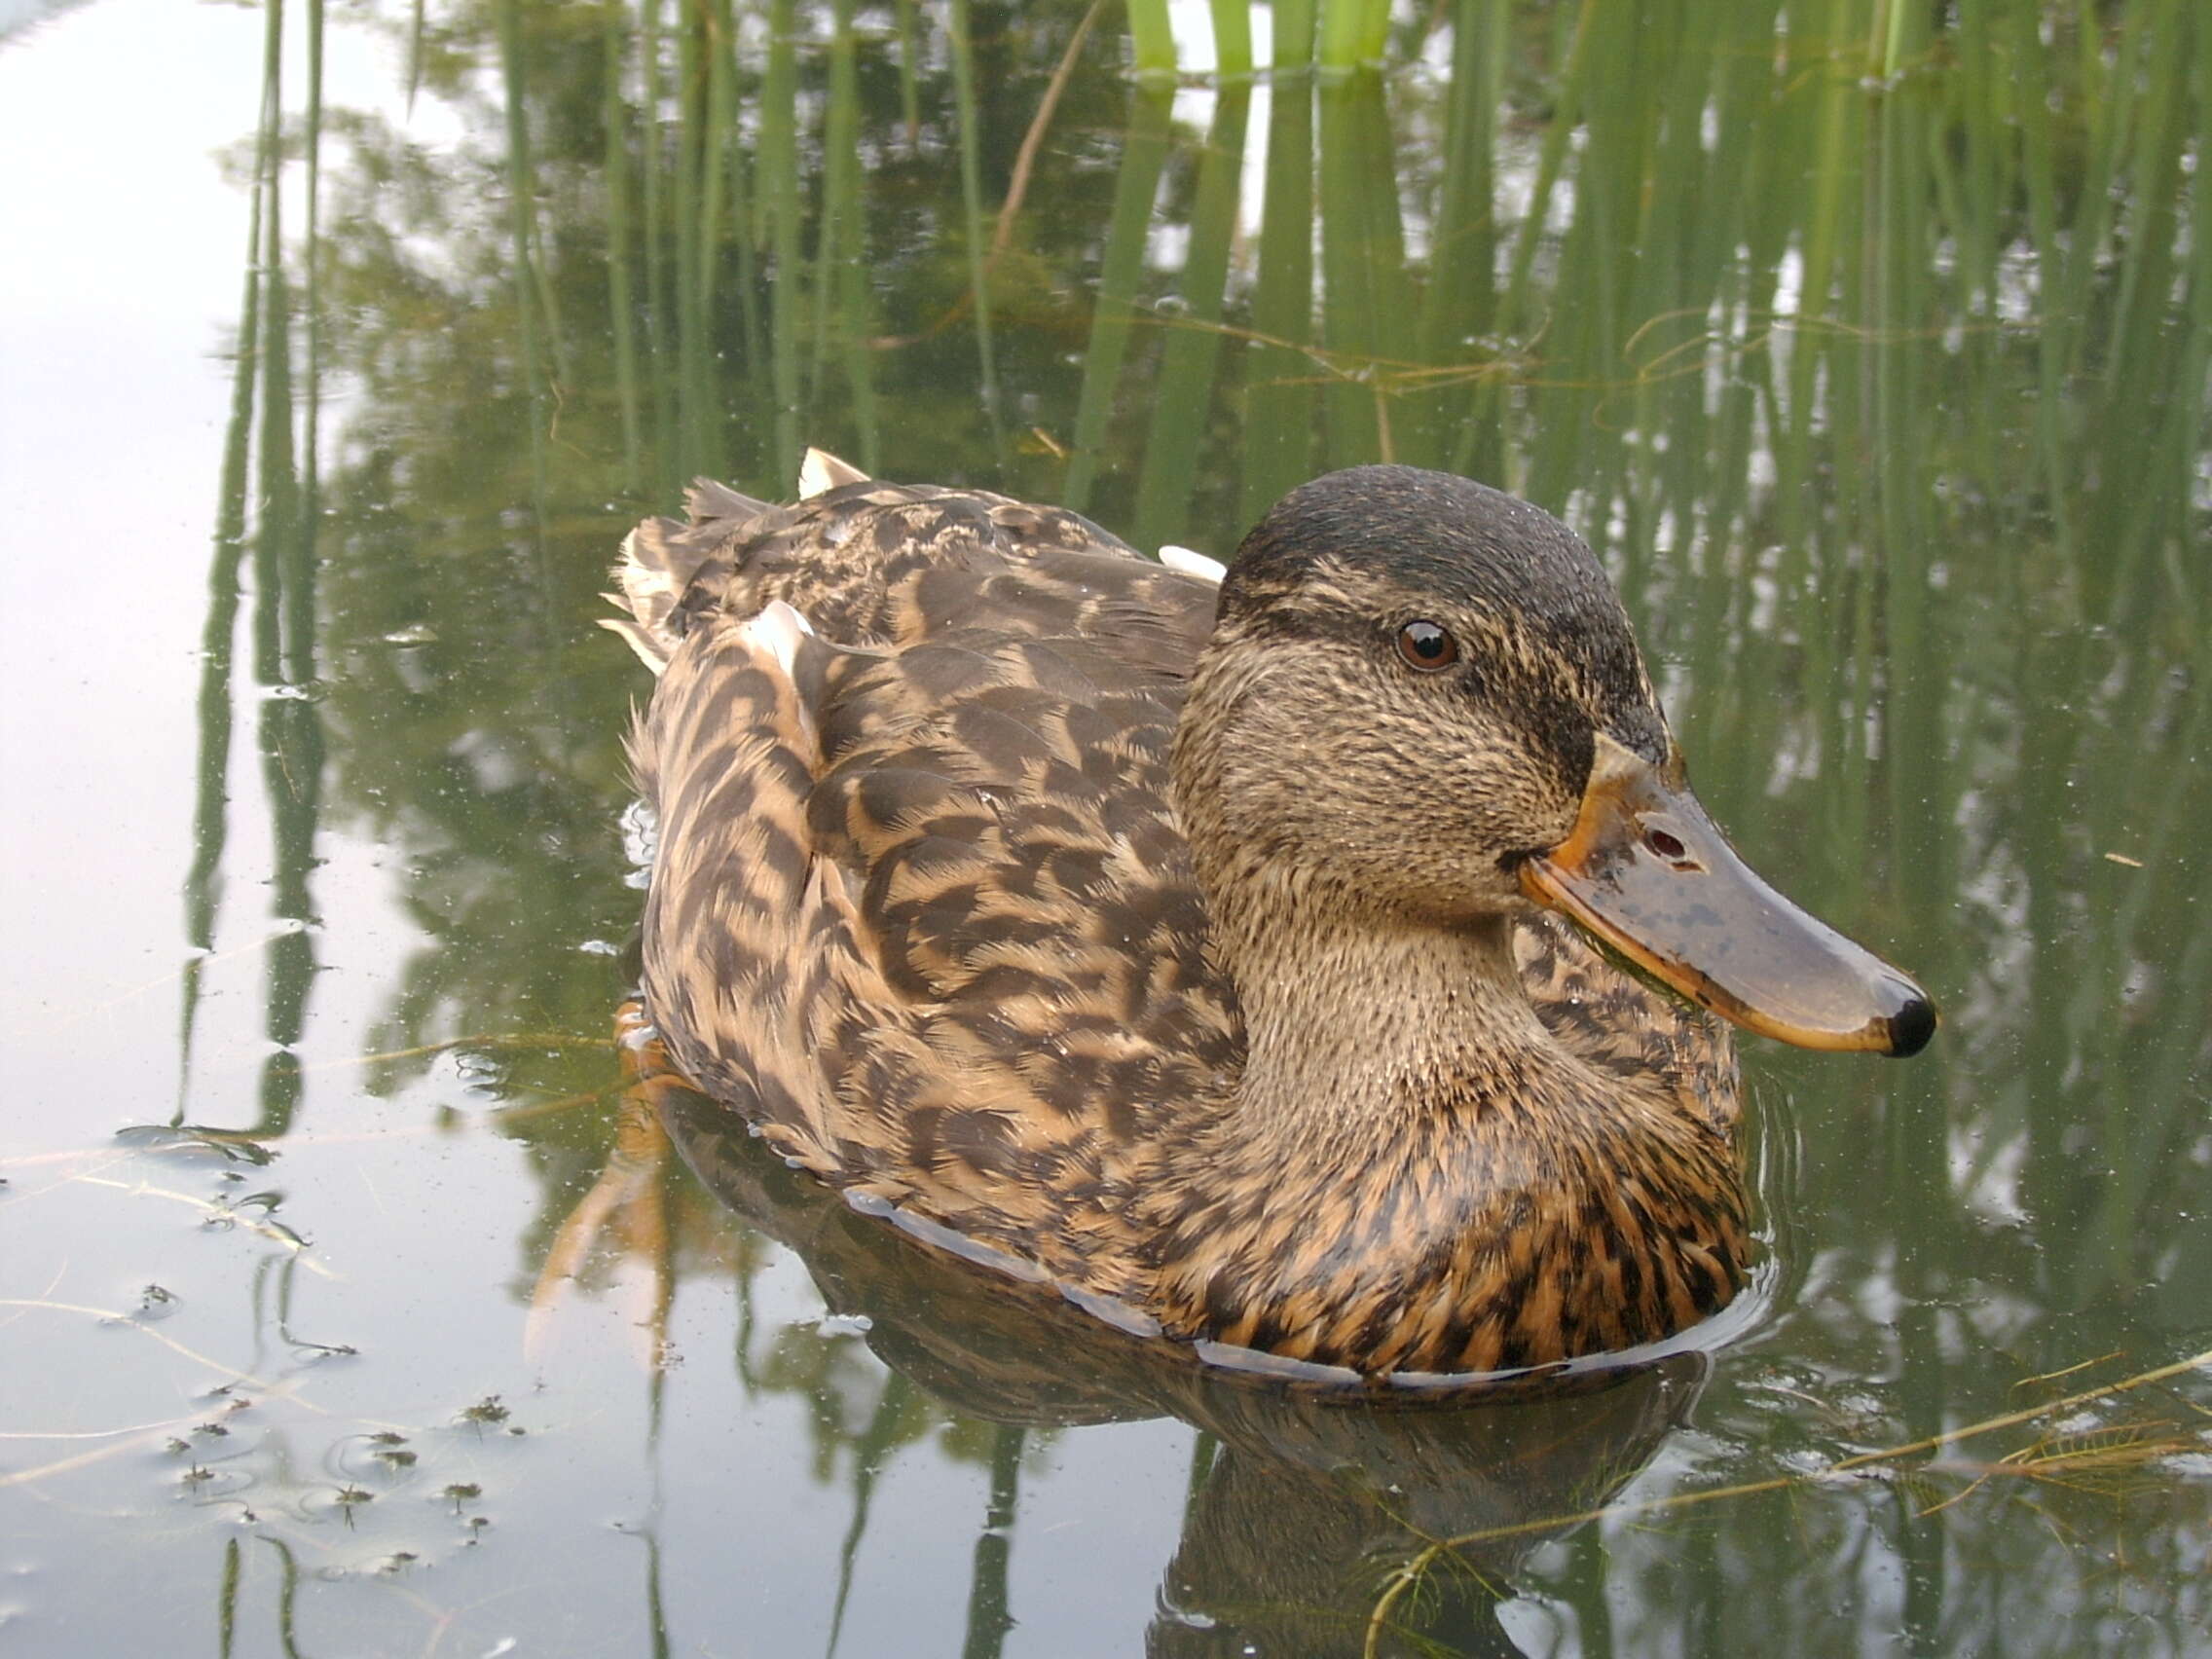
{"left": 639, "top": 0, "right": 677, "bottom": 497}
{"left": 827, "top": 0, "right": 879, "bottom": 469}
{"left": 1241, "top": 72, "right": 1314, "bottom": 525}
{"left": 949, "top": 0, "right": 1006, "bottom": 464}
{"left": 1318, "top": 0, "right": 1390, "bottom": 70}
{"left": 1133, "top": 87, "right": 1249, "bottom": 553}
{"left": 1125, "top": 0, "right": 1175, "bottom": 79}
{"left": 1064, "top": 88, "right": 1173, "bottom": 511}
{"left": 1207, "top": 0, "right": 1251, "bottom": 77}
{"left": 496, "top": 0, "right": 552, "bottom": 535}
{"left": 603, "top": 3, "right": 644, "bottom": 488}
{"left": 895, "top": 0, "right": 923, "bottom": 149}
{"left": 762, "top": 0, "right": 802, "bottom": 485}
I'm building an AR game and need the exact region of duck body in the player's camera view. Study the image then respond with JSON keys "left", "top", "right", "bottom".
{"left": 610, "top": 457, "right": 1931, "bottom": 1380}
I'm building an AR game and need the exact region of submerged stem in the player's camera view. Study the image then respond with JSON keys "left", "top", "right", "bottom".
{"left": 1362, "top": 1346, "right": 2212, "bottom": 1657}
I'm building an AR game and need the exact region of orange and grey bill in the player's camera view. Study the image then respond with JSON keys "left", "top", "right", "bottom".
{"left": 1522, "top": 734, "right": 1937, "bottom": 1057}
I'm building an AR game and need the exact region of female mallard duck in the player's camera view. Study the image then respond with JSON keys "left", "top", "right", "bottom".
{"left": 606, "top": 456, "right": 1934, "bottom": 1382}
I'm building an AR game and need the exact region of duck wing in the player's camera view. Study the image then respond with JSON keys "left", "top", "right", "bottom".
{"left": 619, "top": 468, "right": 1238, "bottom": 1292}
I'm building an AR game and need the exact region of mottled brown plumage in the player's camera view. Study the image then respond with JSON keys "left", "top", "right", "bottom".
{"left": 609, "top": 456, "right": 1765, "bottom": 1380}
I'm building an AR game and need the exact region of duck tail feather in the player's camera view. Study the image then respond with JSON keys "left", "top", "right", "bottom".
{"left": 685, "top": 477, "right": 771, "bottom": 524}
{"left": 608, "top": 453, "right": 865, "bottom": 672}
{"left": 610, "top": 477, "right": 788, "bottom": 670}
{"left": 597, "top": 612, "right": 670, "bottom": 674}
{"left": 798, "top": 447, "right": 869, "bottom": 498}
{"left": 605, "top": 517, "right": 702, "bottom": 674}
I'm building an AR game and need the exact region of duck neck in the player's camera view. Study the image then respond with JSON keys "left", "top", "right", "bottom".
{"left": 1207, "top": 871, "right": 1568, "bottom": 1148}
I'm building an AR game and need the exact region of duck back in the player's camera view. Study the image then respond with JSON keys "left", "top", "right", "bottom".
{"left": 617, "top": 471, "right": 1239, "bottom": 1297}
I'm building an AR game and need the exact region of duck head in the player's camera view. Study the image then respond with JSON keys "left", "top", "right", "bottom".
{"left": 1171, "top": 464, "right": 1935, "bottom": 1058}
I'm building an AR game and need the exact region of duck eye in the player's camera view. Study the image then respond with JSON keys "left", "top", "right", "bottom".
{"left": 1394, "top": 620, "right": 1459, "bottom": 672}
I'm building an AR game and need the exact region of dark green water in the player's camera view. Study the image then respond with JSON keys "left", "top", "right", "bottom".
{"left": 2, "top": 2, "right": 2206, "bottom": 1655}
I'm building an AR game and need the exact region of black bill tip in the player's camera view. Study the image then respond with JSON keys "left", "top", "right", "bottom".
{"left": 1883, "top": 992, "right": 1939, "bottom": 1058}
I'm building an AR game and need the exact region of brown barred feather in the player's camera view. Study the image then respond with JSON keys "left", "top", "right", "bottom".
{"left": 613, "top": 454, "right": 1749, "bottom": 1378}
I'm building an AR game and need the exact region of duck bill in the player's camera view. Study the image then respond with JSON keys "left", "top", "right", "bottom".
{"left": 1520, "top": 734, "right": 1936, "bottom": 1056}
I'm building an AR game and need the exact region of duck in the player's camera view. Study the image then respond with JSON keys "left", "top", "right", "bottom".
{"left": 603, "top": 453, "right": 1935, "bottom": 1382}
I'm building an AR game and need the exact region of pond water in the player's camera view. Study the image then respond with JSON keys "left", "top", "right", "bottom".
{"left": 2, "top": 2, "right": 2206, "bottom": 1655}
